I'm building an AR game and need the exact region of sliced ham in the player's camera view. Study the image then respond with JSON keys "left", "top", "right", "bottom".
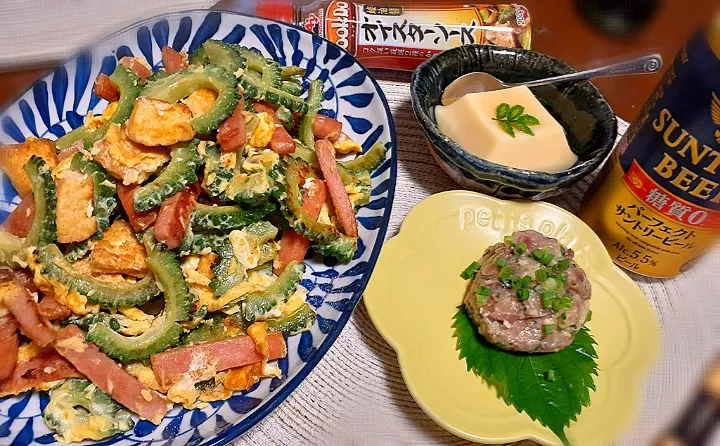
{"left": 3, "top": 195, "right": 35, "bottom": 238}
{"left": 314, "top": 139, "right": 358, "bottom": 237}
{"left": 253, "top": 101, "right": 296, "bottom": 154}
{"left": 55, "top": 325, "right": 171, "bottom": 424}
{"left": 119, "top": 57, "right": 152, "bottom": 83}
{"left": 217, "top": 103, "right": 247, "bottom": 153}
{"left": 4, "top": 283, "right": 56, "bottom": 348}
{"left": 0, "top": 347, "right": 82, "bottom": 397}
{"left": 93, "top": 73, "right": 120, "bottom": 102}
{"left": 0, "top": 268, "right": 37, "bottom": 293}
{"left": 150, "top": 332, "right": 287, "bottom": 389}
{"left": 38, "top": 295, "right": 72, "bottom": 321}
{"left": 162, "top": 46, "right": 187, "bottom": 74}
{"left": 153, "top": 184, "right": 199, "bottom": 250}
{"left": 117, "top": 182, "right": 157, "bottom": 232}
{"left": 275, "top": 179, "right": 327, "bottom": 274}
{"left": 0, "top": 316, "right": 18, "bottom": 381}
{"left": 313, "top": 115, "right": 342, "bottom": 142}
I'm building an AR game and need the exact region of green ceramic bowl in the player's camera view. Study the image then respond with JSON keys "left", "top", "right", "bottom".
{"left": 410, "top": 44, "right": 618, "bottom": 199}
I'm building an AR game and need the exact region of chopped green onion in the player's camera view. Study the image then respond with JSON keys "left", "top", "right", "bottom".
{"left": 513, "top": 242, "right": 528, "bottom": 256}
{"left": 531, "top": 249, "right": 545, "bottom": 261}
{"left": 535, "top": 268, "right": 548, "bottom": 282}
{"left": 560, "top": 313, "right": 567, "bottom": 321}
{"left": 517, "top": 288, "right": 530, "bottom": 300}
{"left": 556, "top": 258, "right": 571, "bottom": 271}
{"left": 552, "top": 296, "right": 573, "bottom": 312}
{"left": 495, "top": 257, "right": 507, "bottom": 268}
{"left": 542, "top": 277, "right": 561, "bottom": 292}
{"left": 546, "top": 369, "right": 556, "bottom": 382}
{"left": 460, "top": 261, "right": 481, "bottom": 280}
{"left": 542, "top": 324, "right": 554, "bottom": 335}
{"left": 521, "top": 275, "right": 532, "bottom": 288}
{"left": 541, "top": 292, "right": 556, "bottom": 308}
{"left": 504, "top": 235, "right": 515, "bottom": 246}
{"left": 586, "top": 310, "right": 593, "bottom": 322}
{"left": 499, "top": 266, "right": 514, "bottom": 280}
{"left": 475, "top": 286, "right": 492, "bottom": 305}
{"left": 540, "top": 252, "right": 554, "bottom": 265}
{"left": 510, "top": 277, "right": 522, "bottom": 290}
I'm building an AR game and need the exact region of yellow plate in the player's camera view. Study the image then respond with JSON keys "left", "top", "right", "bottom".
{"left": 363, "top": 191, "right": 660, "bottom": 445}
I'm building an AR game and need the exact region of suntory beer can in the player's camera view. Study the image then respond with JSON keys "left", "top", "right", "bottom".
{"left": 582, "top": 13, "right": 720, "bottom": 278}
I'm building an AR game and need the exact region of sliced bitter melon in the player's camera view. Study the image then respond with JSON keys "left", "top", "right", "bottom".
{"left": 274, "top": 104, "right": 296, "bottom": 131}
{"left": 133, "top": 139, "right": 201, "bottom": 212}
{"left": 239, "top": 261, "right": 304, "bottom": 323}
{"left": 69, "top": 152, "right": 117, "bottom": 233}
{"left": 0, "top": 156, "right": 57, "bottom": 268}
{"left": 190, "top": 40, "right": 246, "bottom": 74}
{"left": 191, "top": 202, "right": 276, "bottom": 231}
{"left": 280, "top": 65, "right": 306, "bottom": 78}
{"left": 35, "top": 244, "right": 160, "bottom": 308}
{"left": 240, "top": 69, "right": 308, "bottom": 114}
{"left": 339, "top": 141, "right": 388, "bottom": 173}
{"left": 55, "top": 65, "right": 142, "bottom": 150}
{"left": 200, "top": 143, "right": 233, "bottom": 198}
{"left": 298, "top": 79, "right": 323, "bottom": 149}
{"left": 266, "top": 303, "right": 316, "bottom": 337}
{"left": 177, "top": 230, "right": 228, "bottom": 256}
{"left": 141, "top": 64, "right": 240, "bottom": 135}
{"left": 86, "top": 249, "right": 193, "bottom": 362}
{"left": 282, "top": 157, "right": 357, "bottom": 262}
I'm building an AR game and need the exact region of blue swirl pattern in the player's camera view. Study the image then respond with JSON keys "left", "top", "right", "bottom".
{"left": 0, "top": 10, "right": 396, "bottom": 446}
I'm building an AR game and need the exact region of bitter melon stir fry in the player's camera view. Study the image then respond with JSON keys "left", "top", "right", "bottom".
{"left": 0, "top": 41, "right": 386, "bottom": 443}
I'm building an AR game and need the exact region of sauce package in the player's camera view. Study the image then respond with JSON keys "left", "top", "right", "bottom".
{"left": 255, "top": 2, "right": 532, "bottom": 71}
{"left": 581, "top": 15, "right": 720, "bottom": 278}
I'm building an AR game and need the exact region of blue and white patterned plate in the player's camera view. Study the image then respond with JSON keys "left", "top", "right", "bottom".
{"left": 0, "top": 10, "right": 396, "bottom": 446}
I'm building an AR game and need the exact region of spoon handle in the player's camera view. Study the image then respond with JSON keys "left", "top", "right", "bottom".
{"left": 509, "top": 54, "right": 664, "bottom": 89}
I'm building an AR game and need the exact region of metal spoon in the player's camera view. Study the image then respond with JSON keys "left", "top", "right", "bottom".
{"left": 440, "top": 53, "right": 663, "bottom": 106}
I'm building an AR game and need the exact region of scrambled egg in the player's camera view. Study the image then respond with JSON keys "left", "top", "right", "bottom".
{"left": 125, "top": 97, "right": 195, "bottom": 146}
{"left": 345, "top": 183, "right": 364, "bottom": 209}
{"left": 182, "top": 88, "right": 217, "bottom": 118}
{"left": 208, "top": 270, "right": 274, "bottom": 313}
{"left": 114, "top": 307, "right": 154, "bottom": 336}
{"left": 221, "top": 152, "right": 237, "bottom": 171}
{"left": 83, "top": 101, "right": 118, "bottom": 131}
{"left": 248, "top": 112, "right": 274, "bottom": 148}
{"left": 125, "top": 362, "right": 163, "bottom": 392}
{"left": 17, "top": 342, "right": 44, "bottom": 362}
{"left": 180, "top": 254, "right": 216, "bottom": 309}
{"left": 53, "top": 161, "right": 97, "bottom": 244}
{"left": 258, "top": 287, "right": 308, "bottom": 320}
{"left": 242, "top": 149, "right": 279, "bottom": 173}
{"left": 333, "top": 133, "right": 362, "bottom": 154}
{"left": 91, "top": 124, "right": 170, "bottom": 185}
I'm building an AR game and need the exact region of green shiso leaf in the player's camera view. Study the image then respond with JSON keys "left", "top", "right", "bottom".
{"left": 452, "top": 306, "right": 598, "bottom": 446}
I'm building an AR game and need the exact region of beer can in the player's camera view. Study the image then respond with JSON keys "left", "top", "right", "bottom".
{"left": 582, "top": 14, "right": 720, "bottom": 278}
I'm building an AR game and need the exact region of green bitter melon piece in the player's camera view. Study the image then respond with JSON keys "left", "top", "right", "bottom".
{"left": 191, "top": 202, "right": 276, "bottom": 231}
{"left": 240, "top": 261, "right": 304, "bottom": 323}
{"left": 133, "top": 139, "right": 201, "bottom": 212}
{"left": 142, "top": 64, "right": 240, "bottom": 135}
{"left": 190, "top": 40, "right": 246, "bottom": 74}
{"left": 86, "top": 249, "right": 193, "bottom": 362}
{"left": 266, "top": 302, "right": 316, "bottom": 337}
{"left": 55, "top": 65, "right": 142, "bottom": 150}
{"left": 43, "top": 379, "right": 134, "bottom": 443}
{"left": 0, "top": 156, "right": 57, "bottom": 268}
{"left": 282, "top": 157, "right": 357, "bottom": 262}
{"left": 35, "top": 244, "right": 160, "bottom": 308}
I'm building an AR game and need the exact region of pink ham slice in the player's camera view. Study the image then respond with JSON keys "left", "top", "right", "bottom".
{"left": 55, "top": 325, "right": 172, "bottom": 424}
{"left": 0, "top": 316, "right": 19, "bottom": 381}
{"left": 4, "top": 284, "right": 56, "bottom": 347}
{"left": 312, "top": 115, "right": 342, "bottom": 142}
{"left": 150, "top": 332, "right": 287, "bottom": 389}
{"left": 0, "top": 347, "right": 82, "bottom": 397}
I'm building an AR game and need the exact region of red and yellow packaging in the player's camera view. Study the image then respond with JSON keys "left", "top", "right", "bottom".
{"left": 582, "top": 15, "right": 720, "bottom": 277}
{"left": 289, "top": 2, "right": 532, "bottom": 71}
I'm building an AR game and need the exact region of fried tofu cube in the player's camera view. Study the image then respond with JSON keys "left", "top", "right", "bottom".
{"left": 91, "top": 124, "right": 170, "bottom": 185}
{"left": 0, "top": 138, "right": 59, "bottom": 197}
{"left": 54, "top": 168, "right": 97, "bottom": 243}
{"left": 182, "top": 89, "right": 218, "bottom": 118}
{"left": 89, "top": 220, "right": 148, "bottom": 277}
{"left": 126, "top": 97, "right": 195, "bottom": 146}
